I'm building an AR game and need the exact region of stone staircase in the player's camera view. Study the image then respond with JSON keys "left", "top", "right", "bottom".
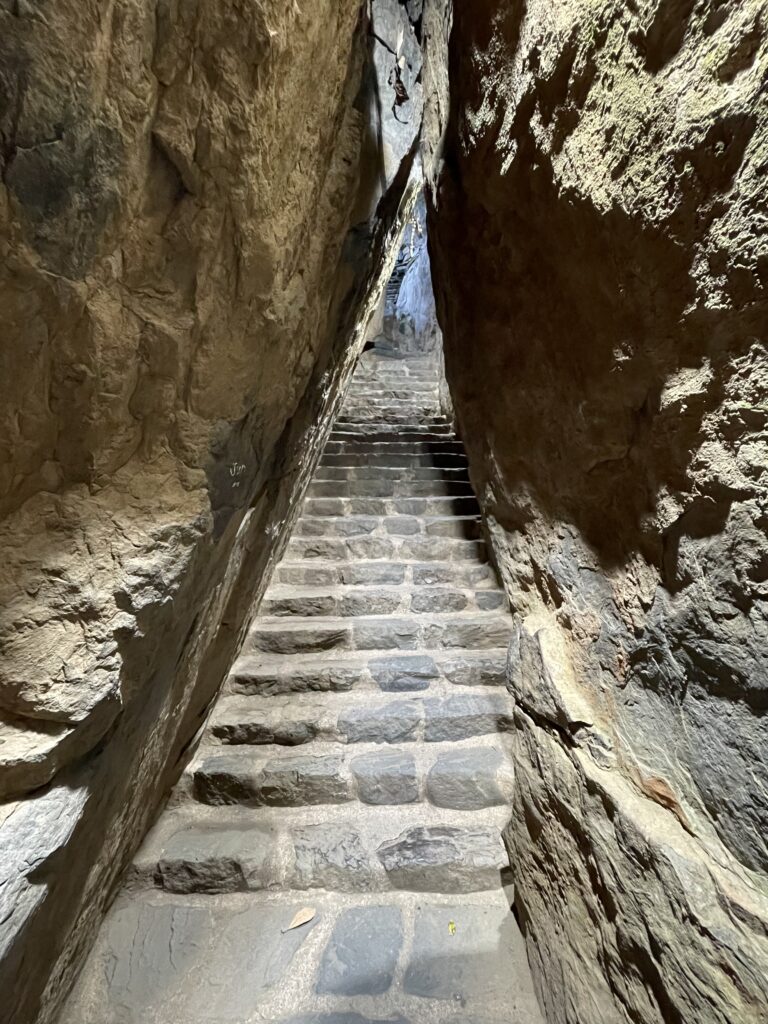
{"left": 62, "top": 351, "right": 543, "bottom": 1024}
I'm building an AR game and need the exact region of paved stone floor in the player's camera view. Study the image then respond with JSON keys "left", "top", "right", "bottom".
{"left": 62, "top": 350, "right": 544, "bottom": 1024}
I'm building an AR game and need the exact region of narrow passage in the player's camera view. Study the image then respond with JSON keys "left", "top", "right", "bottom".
{"left": 63, "top": 343, "right": 543, "bottom": 1023}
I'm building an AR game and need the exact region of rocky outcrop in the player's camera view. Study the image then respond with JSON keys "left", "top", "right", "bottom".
{"left": 0, "top": 2, "right": 423, "bottom": 1021}
{"left": 422, "top": 1, "right": 768, "bottom": 1022}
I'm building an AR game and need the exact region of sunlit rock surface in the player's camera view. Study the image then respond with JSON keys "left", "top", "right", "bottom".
{"left": 0, "top": 2, "right": 423, "bottom": 1020}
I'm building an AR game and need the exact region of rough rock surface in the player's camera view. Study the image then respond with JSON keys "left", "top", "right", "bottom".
{"left": 373, "top": 193, "right": 442, "bottom": 354}
{"left": 422, "top": 1, "right": 768, "bottom": 1022}
{"left": 0, "top": 2, "right": 424, "bottom": 1021}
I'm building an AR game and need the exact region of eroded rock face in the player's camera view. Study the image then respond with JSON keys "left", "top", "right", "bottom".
{"left": 422, "top": 1, "right": 768, "bottom": 1021}
{"left": 0, "top": 1, "right": 423, "bottom": 1020}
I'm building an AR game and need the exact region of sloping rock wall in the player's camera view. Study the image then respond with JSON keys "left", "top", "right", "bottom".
{"left": 0, "top": 2, "right": 422, "bottom": 1021}
{"left": 422, "top": 1, "right": 768, "bottom": 1021}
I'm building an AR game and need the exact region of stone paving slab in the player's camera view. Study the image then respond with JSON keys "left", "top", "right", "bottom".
{"left": 317, "top": 906, "right": 403, "bottom": 995}
{"left": 403, "top": 901, "right": 534, "bottom": 1010}
{"left": 61, "top": 895, "right": 319, "bottom": 1024}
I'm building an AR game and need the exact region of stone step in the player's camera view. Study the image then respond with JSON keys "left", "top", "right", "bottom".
{"left": 131, "top": 804, "right": 511, "bottom": 895}
{"left": 62, "top": 887, "right": 544, "bottom": 1024}
{"left": 330, "top": 435, "right": 456, "bottom": 446}
{"left": 229, "top": 648, "right": 508, "bottom": 696}
{"left": 330, "top": 425, "right": 453, "bottom": 440}
{"left": 312, "top": 465, "right": 470, "bottom": 481}
{"left": 340, "top": 396, "right": 441, "bottom": 408}
{"left": 337, "top": 419, "right": 447, "bottom": 429}
{"left": 354, "top": 362, "right": 438, "bottom": 374}
{"left": 358, "top": 365, "right": 438, "bottom": 373}
{"left": 261, "top": 584, "right": 506, "bottom": 618}
{"left": 345, "top": 382, "right": 440, "bottom": 396}
{"left": 350, "top": 380, "right": 440, "bottom": 389}
{"left": 307, "top": 479, "right": 473, "bottom": 498}
{"left": 284, "top": 535, "right": 485, "bottom": 562}
{"left": 350, "top": 364, "right": 439, "bottom": 375}
{"left": 346, "top": 380, "right": 439, "bottom": 390}
{"left": 247, "top": 614, "right": 514, "bottom": 656}
{"left": 343, "top": 382, "right": 439, "bottom": 393}
{"left": 294, "top": 515, "right": 482, "bottom": 540}
{"left": 345, "top": 383, "right": 438, "bottom": 392}
{"left": 351, "top": 373, "right": 439, "bottom": 384}
{"left": 302, "top": 495, "right": 480, "bottom": 517}
{"left": 320, "top": 452, "right": 467, "bottom": 468}
{"left": 339, "top": 406, "right": 443, "bottom": 421}
{"left": 190, "top": 738, "right": 515, "bottom": 812}
{"left": 336, "top": 416, "right": 450, "bottom": 427}
{"left": 209, "top": 690, "right": 514, "bottom": 748}
{"left": 324, "top": 440, "right": 464, "bottom": 456}
{"left": 340, "top": 397, "right": 442, "bottom": 408}
{"left": 339, "top": 399, "right": 448, "bottom": 407}
{"left": 272, "top": 560, "right": 499, "bottom": 588}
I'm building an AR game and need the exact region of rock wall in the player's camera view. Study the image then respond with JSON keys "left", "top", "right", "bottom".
{"left": 0, "top": 2, "right": 422, "bottom": 1021}
{"left": 395, "top": 194, "right": 441, "bottom": 350}
{"left": 422, "top": 1, "right": 768, "bottom": 1022}
{"left": 374, "top": 192, "right": 442, "bottom": 353}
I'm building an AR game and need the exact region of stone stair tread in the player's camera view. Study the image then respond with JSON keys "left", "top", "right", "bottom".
{"left": 232, "top": 645, "right": 510, "bottom": 669}
{"left": 192, "top": 732, "right": 512, "bottom": 761}
{"left": 246, "top": 613, "right": 514, "bottom": 655}
{"left": 60, "top": 349, "right": 549, "bottom": 1024}
{"left": 187, "top": 737, "right": 514, "bottom": 813}
{"left": 324, "top": 442, "right": 464, "bottom": 452}
{"left": 130, "top": 805, "right": 512, "bottom": 897}
{"left": 263, "top": 582, "right": 502, "bottom": 598}
{"left": 208, "top": 689, "right": 514, "bottom": 747}
{"left": 147, "top": 800, "right": 513, "bottom": 840}
{"left": 284, "top": 537, "right": 486, "bottom": 562}
{"left": 251, "top": 612, "right": 512, "bottom": 629}
{"left": 261, "top": 584, "right": 505, "bottom": 618}
{"left": 301, "top": 497, "right": 481, "bottom": 516}
{"left": 229, "top": 647, "right": 509, "bottom": 696}
{"left": 307, "top": 480, "right": 474, "bottom": 497}
{"left": 61, "top": 886, "right": 542, "bottom": 1023}
{"left": 292, "top": 514, "right": 482, "bottom": 540}
{"left": 320, "top": 454, "right": 468, "bottom": 466}
{"left": 273, "top": 559, "right": 498, "bottom": 588}
{"left": 296, "top": 513, "right": 481, "bottom": 525}
{"left": 212, "top": 686, "right": 512, "bottom": 713}
{"left": 311, "top": 467, "right": 471, "bottom": 480}
{"left": 330, "top": 428, "right": 454, "bottom": 438}
{"left": 263, "top": 582, "right": 499, "bottom": 597}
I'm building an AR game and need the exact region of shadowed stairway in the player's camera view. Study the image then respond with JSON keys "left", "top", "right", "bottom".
{"left": 62, "top": 347, "right": 544, "bottom": 1024}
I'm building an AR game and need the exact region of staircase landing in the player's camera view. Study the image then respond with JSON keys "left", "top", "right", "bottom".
{"left": 61, "top": 351, "right": 543, "bottom": 1024}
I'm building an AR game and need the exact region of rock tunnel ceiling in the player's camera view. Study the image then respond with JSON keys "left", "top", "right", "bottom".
{"left": 0, "top": 1, "right": 766, "bottom": 1023}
